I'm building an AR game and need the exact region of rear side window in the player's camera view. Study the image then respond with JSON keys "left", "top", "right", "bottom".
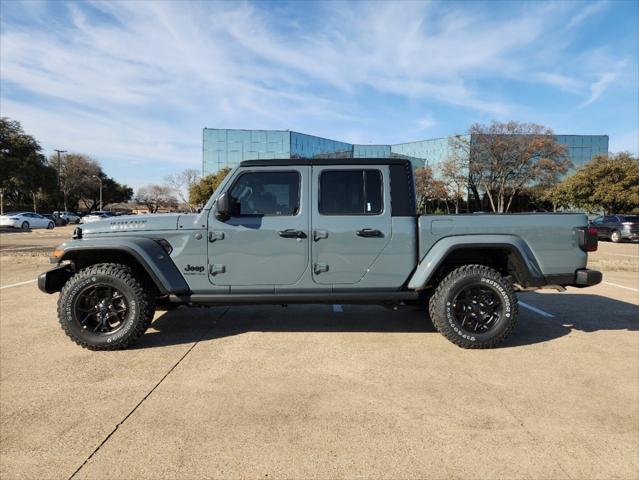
{"left": 319, "top": 169, "right": 383, "bottom": 215}
{"left": 229, "top": 171, "right": 300, "bottom": 216}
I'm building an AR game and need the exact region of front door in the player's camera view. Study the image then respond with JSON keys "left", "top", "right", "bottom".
{"left": 207, "top": 166, "right": 309, "bottom": 286}
{"left": 311, "top": 165, "right": 392, "bottom": 285}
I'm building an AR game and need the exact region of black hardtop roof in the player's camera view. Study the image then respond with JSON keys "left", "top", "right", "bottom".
{"left": 239, "top": 158, "right": 412, "bottom": 167}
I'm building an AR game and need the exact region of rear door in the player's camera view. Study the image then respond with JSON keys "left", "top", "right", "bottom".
{"left": 310, "top": 165, "right": 391, "bottom": 285}
{"left": 207, "top": 166, "right": 310, "bottom": 287}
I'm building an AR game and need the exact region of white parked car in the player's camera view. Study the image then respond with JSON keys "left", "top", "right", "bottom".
{"left": 53, "top": 211, "right": 81, "bottom": 224}
{"left": 80, "top": 211, "right": 116, "bottom": 224}
{"left": 0, "top": 212, "right": 55, "bottom": 230}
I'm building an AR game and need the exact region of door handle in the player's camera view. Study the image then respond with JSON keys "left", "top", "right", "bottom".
{"left": 356, "top": 228, "right": 384, "bottom": 238}
{"left": 313, "top": 263, "right": 329, "bottom": 274}
{"left": 208, "top": 231, "right": 225, "bottom": 242}
{"left": 278, "top": 229, "right": 307, "bottom": 239}
{"left": 313, "top": 229, "right": 328, "bottom": 241}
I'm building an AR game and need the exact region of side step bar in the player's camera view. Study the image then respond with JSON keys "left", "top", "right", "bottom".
{"left": 169, "top": 291, "right": 419, "bottom": 306}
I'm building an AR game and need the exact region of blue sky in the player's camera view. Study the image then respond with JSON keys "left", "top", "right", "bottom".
{"left": 1, "top": 0, "right": 637, "bottom": 190}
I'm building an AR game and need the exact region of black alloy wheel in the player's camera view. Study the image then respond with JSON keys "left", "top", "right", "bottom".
{"left": 73, "top": 284, "right": 129, "bottom": 335}
{"left": 451, "top": 284, "right": 502, "bottom": 334}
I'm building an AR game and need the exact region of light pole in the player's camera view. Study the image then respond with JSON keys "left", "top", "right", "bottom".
{"left": 92, "top": 175, "right": 103, "bottom": 212}
{"left": 54, "top": 149, "right": 67, "bottom": 210}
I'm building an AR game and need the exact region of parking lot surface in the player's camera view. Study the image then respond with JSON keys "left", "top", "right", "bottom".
{"left": 1, "top": 229, "right": 637, "bottom": 479}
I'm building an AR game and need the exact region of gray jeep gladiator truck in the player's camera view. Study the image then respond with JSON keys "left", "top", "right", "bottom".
{"left": 39, "top": 158, "right": 602, "bottom": 350}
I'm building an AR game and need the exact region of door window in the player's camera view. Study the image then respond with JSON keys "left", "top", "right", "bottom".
{"left": 319, "top": 170, "right": 383, "bottom": 215}
{"left": 229, "top": 171, "right": 300, "bottom": 216}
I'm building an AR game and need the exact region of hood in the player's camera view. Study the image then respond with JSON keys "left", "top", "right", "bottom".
{"left": 81, "top": 213, "right": 200, "bottom": 235}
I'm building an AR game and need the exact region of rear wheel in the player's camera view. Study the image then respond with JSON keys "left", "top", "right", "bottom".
{"left": 429, "top": 264, "right": 518, "bottom": 349}
{"left": 58, "top": 263, "right": 155, "bottom": 350}
{"left": 611, "top": 230, "right": 622, "bottom": 243}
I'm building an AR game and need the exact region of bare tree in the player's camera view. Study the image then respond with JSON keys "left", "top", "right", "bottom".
{"left": 164, "top": 169, "right": 200, "bottom": 212}
{"left": 136, "top": 185, "right": 178, "bottom": 213}
{"left": 414, "top": 167, "right": 449, "bottom": 214}
{"left": 457, "top": 122, "right": 571, "bottom": 213}
{"left": 440, "top": 154, "right": 467, "bottom": 214}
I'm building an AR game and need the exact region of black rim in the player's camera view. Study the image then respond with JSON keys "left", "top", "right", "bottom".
{"left": 452, "top": 284, "right": 502, "bottom": 334}
{"left": 73, "top": 284, "right": 129, "bottom": 334}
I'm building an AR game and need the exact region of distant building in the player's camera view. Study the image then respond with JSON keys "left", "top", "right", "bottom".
{"left": 202, "top": 128, "right": 609, "bottom": 176}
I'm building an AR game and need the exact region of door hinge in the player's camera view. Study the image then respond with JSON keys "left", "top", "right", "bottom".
{"left": 209, "top": 231, "right": 225, "bottom": 242}
{"left": 313, "top": 229, "right": 328, "bottom": 241}
{"left": 313, "top": 263, "right": 329, "bottom": 274}
{"left": 209, "top": 264, "right": 226, "bottom": 275}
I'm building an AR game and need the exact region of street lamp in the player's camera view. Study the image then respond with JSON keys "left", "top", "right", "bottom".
{"left": 92, "top": 175, "right": 103, "bottom": 212}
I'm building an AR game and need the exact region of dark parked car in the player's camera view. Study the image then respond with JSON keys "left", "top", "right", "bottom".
{"left": 42, "top": 214, "right": 68, "bottom": 227}
{"left": 590, "top": 215, "right": 639, "bottom": 242}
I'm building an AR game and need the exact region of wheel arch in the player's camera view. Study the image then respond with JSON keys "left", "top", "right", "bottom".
{"left": 55, "top": 239, "right": 189, "bottom": 295}
{"left": 407, "top": 235, "right": 545, "bottom": 290}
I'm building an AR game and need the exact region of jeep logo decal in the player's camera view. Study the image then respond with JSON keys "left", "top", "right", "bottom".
{"left": 185, "top": 264, "right": 205, "bottom": 273}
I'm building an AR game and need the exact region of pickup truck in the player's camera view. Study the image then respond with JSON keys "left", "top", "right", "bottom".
{"left": 39, "top": 158, "right": 602, "bottom": 350}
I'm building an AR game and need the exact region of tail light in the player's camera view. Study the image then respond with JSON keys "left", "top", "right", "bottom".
{"left": 577, "top": 226, "right": 598, "bottom": 252}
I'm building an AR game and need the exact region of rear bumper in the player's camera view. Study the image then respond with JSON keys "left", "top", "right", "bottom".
{"left": 544, "top": 268, "right": 602, "bottom": 288}
{"left": 38, "top": 264, "right": 73, "bottom": 294}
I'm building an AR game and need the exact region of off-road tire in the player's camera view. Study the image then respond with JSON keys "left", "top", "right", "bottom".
{"left": 58, "top": 263, "right": 155, "bottom": 350}
{"left": 428, "top": 264, "right": 518, "bottom": 349}
{"left": 611, "top": 230, "right": 621, "bottom": 243}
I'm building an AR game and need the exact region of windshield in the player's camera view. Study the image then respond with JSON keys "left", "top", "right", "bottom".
{"left": 620, "top": 216, "right": 639, "bottom": 222}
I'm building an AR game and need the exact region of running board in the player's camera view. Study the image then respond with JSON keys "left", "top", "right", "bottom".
{"left": 169, "top": 291, "right": 418, "bottom": 306}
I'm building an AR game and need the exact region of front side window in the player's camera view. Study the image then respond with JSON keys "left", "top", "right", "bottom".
{"left": 319, "top": 169, "right": 383, "bottom": 215}
{"left": 229, "top": 171, "right": 300, "bottom": 216}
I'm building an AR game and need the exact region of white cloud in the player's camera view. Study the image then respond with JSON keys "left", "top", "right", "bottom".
{"left": 566, "top": 0, "right": 608, "bottom": 29}
{"left": 418, "top": 116, "right": 437, "bottom": 130}
{"left": 581, "top": 72, "right": 618, "bottom": 107}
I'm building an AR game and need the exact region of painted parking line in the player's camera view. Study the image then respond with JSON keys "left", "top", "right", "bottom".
{"left": 0, "top": 279, "right": 37, "bottom": 290}
{"left": 603, "top": 281, "right": 639, "bottom": 293}
{"left": 0, "top": 246, "right": 50, "bottom": 252}
{"left": 519, "top": 301, "right": 555, "bottom": 318}
{"left": 332, "top": 304, "right": 343, "bottom": 312}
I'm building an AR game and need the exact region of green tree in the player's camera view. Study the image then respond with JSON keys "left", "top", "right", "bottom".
{"left": 79, "top": 175, "right": 133, "bottom": 212}
{"left": 546, "top": 153, "right": 639, "bottom": 213}
{"left": 0, "top": 117, "right": 57, "bottom": 212}
{"left": 189, "top": 167, "right": 231, "bottom": 207}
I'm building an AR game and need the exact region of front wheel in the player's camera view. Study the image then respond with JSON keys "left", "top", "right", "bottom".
{"left": 429, "top": 265, "right": 518, "bottom": 349}
{"left": 47, "top": 222, "right": 54, "bottom": 229}
{"left": 611, "top": 230, "right": 621, "bottom": 243}
{"left": 58, "top": 263, "right": 155, "bottom": 350}
{"left": 21, "top": 221, "right": 29, "bottom": 230}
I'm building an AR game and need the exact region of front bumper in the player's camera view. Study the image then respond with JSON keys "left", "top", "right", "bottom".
{"left": 38, "top": 264, "right": 73, "bottom": 294}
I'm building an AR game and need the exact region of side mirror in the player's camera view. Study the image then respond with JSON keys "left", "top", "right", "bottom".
{"left": 215, "top": 193, "right": 230, "bottom": 221}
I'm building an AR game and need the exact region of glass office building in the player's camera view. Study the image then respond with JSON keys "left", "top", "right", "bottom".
{"left": 203, "top": 128, "right": 608, "bottom": 176}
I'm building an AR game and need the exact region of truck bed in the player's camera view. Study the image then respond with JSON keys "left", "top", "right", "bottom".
{"left": 418, "top": 213, "right": 589, "bottom": 275}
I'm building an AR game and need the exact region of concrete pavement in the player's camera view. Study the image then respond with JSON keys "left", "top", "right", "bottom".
{"left": 0, "top": 233, "right": 637, "bottom": 479}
